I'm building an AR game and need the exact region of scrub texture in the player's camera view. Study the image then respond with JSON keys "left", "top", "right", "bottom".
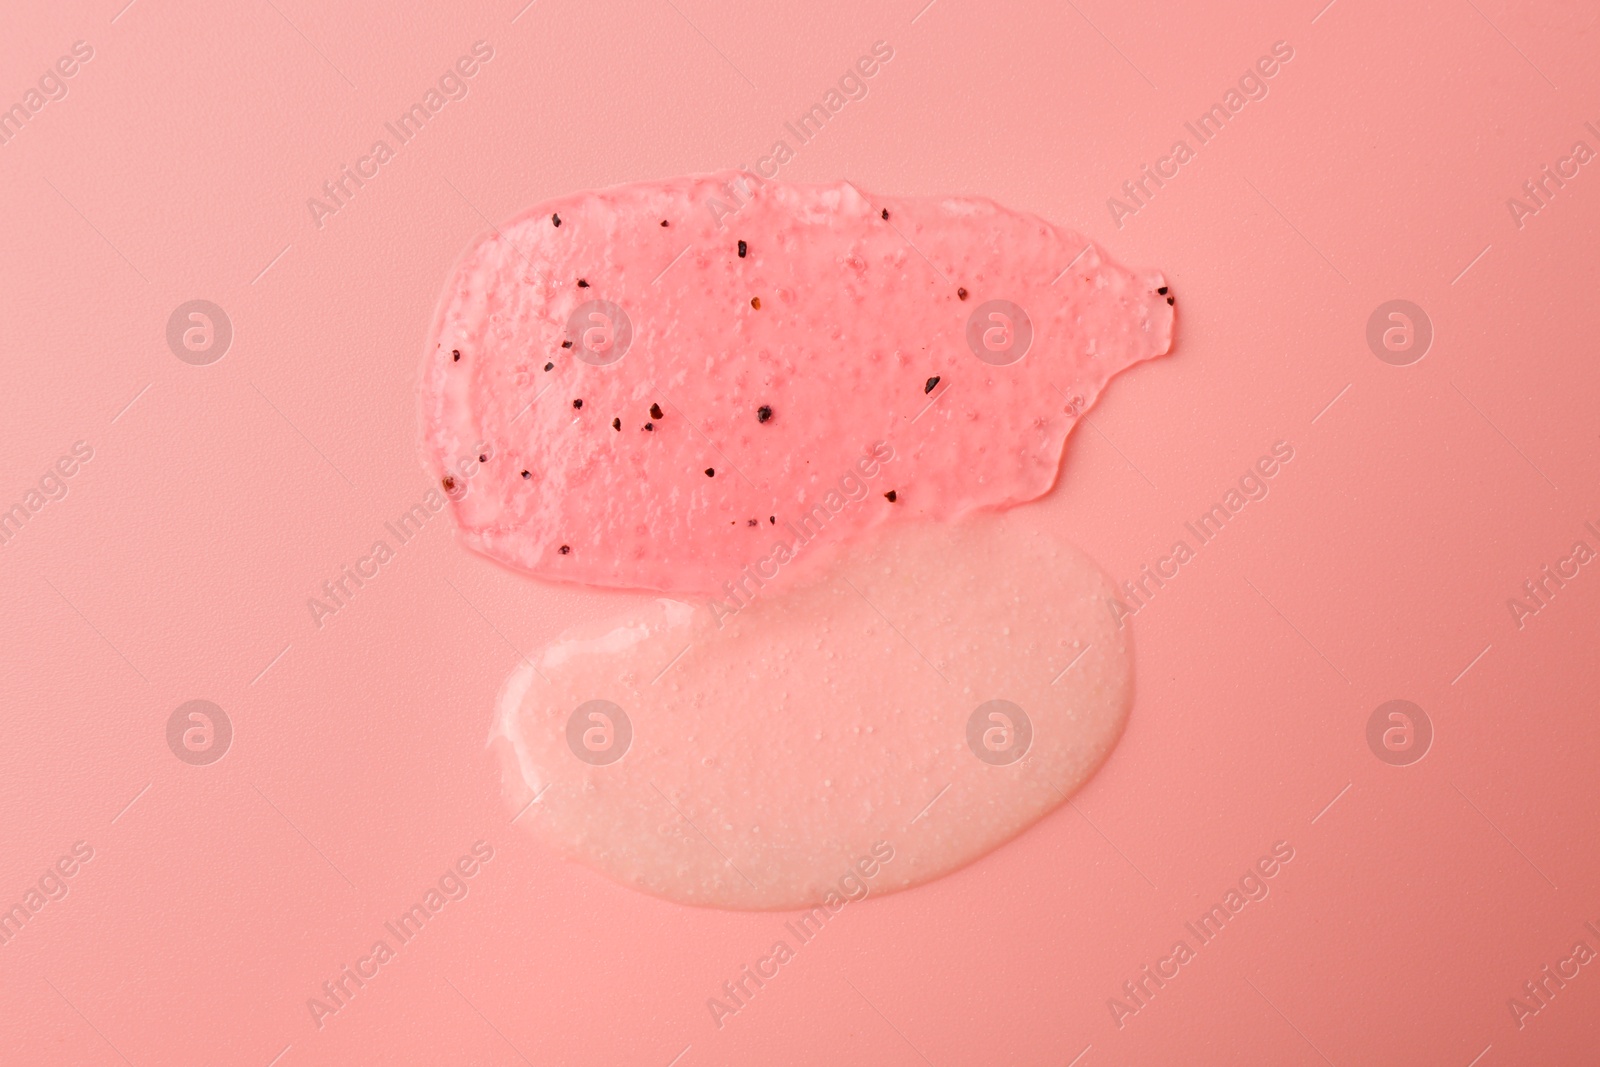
{"left": 424, "top": 175, "right": 1173, "bottom": 908}
{"left": 421, "top": 173, "right": 1174, "bottom": 597}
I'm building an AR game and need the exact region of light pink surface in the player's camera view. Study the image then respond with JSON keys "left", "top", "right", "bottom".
{"left": 2, "top": 1, "right": 1598, "bottom": 1065}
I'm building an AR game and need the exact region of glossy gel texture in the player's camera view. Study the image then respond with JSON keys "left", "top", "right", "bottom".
{"left": 421, "top": 174, "right": 1173, "bottom": 598}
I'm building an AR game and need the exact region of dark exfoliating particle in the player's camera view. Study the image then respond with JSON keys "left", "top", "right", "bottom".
{"left": 442, "top": 476, "right": 457, "bottom": 492}
{"left": 559, "top": 544, "right": 570, "bottom": 554}
{"left": 738, "top": 240, "right": 747, "bottom": 258}
{"left": 660, "top": 220, "right": 669, "bottom": 227}
{"left": 452, "top": 349, "right": 461, "bottom": 362}
{"left": 704, "top": 468, "right": 715, "bottom": 477}
{"left": 756, "top": 405, "right": 772, "bottom": 423}
{"left": 768, "top": 516, "right": 776, "bottom": 524}
{"left": 479, "top": 453, "right": 488, "bottom": 463}
{"left": 521, "top": 470, "right": 531, "bottom": 479}
{"left": 551, "top": 213, "right": 561, "bottom": 227}
{"left": 650, "top": 403, "right": 663, "bottom": 419}
{"left": 881, "top": 209, "right": 889, "bottom": 220}
{"left": 1157, "top": 286, "right": 1168, "bottom": 295}
{"left": 884, "top": 490, "right": 897, "bottom": 502}
{"left": 562, "top": 340, "right": 573, "bottom": 348}
{"left": 644, "top": 422, "right": 654, "bottom": 431}
{"left": 1166, "top": 295, "right": 1175, "bottom": 305}
{"left": 747, "top": 519, "right": 757, "bottom": 527}
{"left": 750, "top": 297, "right": 761, "bottom": 309}
{"left": 577, "top": 279, "right": 589, "bottom": 288}
{"left": 924, "top": 376, "right": 940, "bottom": 394}
{"left": 544, "top": 362, "right": 554, "bottom": 371}
{"left": 956, "top": 288, "right": 968, "bottom": 300}
{"left": 573, "top": 399, "right": 583, "bottom": 409}
{"left": 612, "top": 418, "right": 621, "bottom": 431}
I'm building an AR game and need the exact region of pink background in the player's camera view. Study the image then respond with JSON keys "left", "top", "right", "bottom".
{"left": 3, "top": 0, "right": 1598, "bottom": 1063}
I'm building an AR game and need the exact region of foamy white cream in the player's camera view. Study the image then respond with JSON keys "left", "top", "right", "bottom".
{"left": 492, "top": 511, "right": 1130, "bottom": 909}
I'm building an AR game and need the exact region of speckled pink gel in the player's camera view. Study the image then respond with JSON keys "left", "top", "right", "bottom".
{"left": 421, "top": 173, "right": 1173, "bottom": 597}
{"left": 423, "top": 174, "right": 1173, "bottom": 909}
